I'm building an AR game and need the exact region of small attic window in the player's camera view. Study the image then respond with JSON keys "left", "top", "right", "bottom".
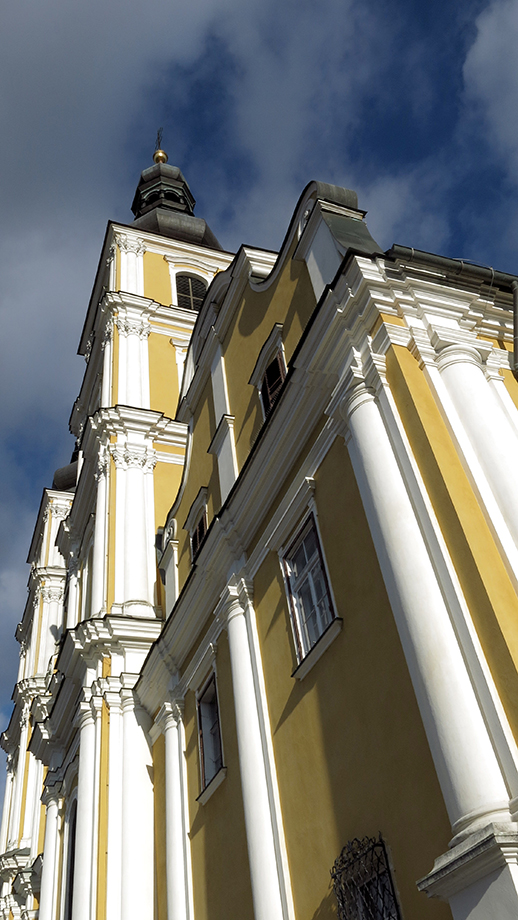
{"left": 176, "top": 274, "right": 207, "bottom": 311}
{"left": 184, "top": 487, "right": 209, "bottom": 562}
{"left": 249, "top": 324, "right": 287, "bottom": 419}
{"left": 261, "top": 353, "right": 286, "bottom": 416}
{"left": 191, "top": 511, "right": 207, "bottom": 559}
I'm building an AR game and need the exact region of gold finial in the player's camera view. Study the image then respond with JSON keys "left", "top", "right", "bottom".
{"left": 153, "top": 127, "right": 168, "bottom": 164}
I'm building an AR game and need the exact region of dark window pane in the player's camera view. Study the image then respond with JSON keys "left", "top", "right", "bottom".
{"left": 198, "top": 676, "right": 223, "bottom": 787}
{"left": 260, "top": 352, "right": 286, "bottom": 415}
{"left": 176, "top": 273, "right": 207, "bottom": 310}
{"left": 191, "top": 512, "right": 207, "bottom": 558}
{"left": 284, "top": 517, "right": 335, "bottom": 658}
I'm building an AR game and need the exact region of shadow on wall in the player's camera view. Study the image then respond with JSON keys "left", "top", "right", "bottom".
{"left": 311, "top": 886, "right": 338, "bottom": 919}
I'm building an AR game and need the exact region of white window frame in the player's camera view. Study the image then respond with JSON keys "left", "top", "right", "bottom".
{"left": 183, "top": 487, "right": 208, "bottom": 562}
{"left": 195, "top": 667, "right": 226, "bottom": 804}
{"left": 281, "top": 512, "right": 341, "bottom": 678}
{"left": 249, "top": 324, "right": 287, "bottom": 420}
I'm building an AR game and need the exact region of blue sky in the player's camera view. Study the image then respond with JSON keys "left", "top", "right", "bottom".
{"left": 0, "top": 0, "right": 517, "bottom": 795}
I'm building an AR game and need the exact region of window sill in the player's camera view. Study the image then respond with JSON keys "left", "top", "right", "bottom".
{"left": 196, "top": 767, "right": 227, "bottom": 805}
{"left": 291, "top": 618, "right": 343, "bottom": 680}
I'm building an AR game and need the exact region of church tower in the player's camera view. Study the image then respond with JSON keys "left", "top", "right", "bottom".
{"left": 0, "top": 148, "right": 233, "bottom": 920}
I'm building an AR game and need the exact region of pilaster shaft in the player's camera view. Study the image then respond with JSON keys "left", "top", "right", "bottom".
{"left": 219, "top": 584, "right": 284, "bottom": 920}
{"left": 157, "top": 702, "right": 191, "bottom": 920}
{"left": 71, "top": 706, "right": 96, "bottom": 920}
{"left": 120, "top": 683, "right": 154, "bottom": 920}
{"left": 38, "top": 786, "right": 61, "bottom": 920}
{"left": 438, "top": 344, "right": 518, "bottom": 552}
{"left": 341, "top": 380, "right": 510, "bottom": 839}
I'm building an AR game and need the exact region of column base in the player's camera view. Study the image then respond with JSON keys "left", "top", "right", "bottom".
{"left": 418, "top": 823, "right": 518, "bottom": 920}
{"left": 110, "top": 600, "right": 157, "bottom": 618}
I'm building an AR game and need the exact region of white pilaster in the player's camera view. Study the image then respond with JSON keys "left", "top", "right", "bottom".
{"left": 437, "top": 344, "right": 518, "bottom": 553}
{"left": 38, "top": 784, "right": 61, "bottom": 920}
{"left": 217, "top": 581, "right": 284, "bottom": 920}
{"left": 100, "top": 318, "right": 113, "bottom": 409}
{"left": 91, "top": 452, "right": 108, "bottom": 619}
{"left": 0, "top": 763, "right": 14, "bottom": 853}
{"left": 338, "top": 372, "right": 510, "bottom": 840}
{"left": 105, "top": 683, "right": 123, "bottom": 920}
{"left": 71, "top": 702, "right": 96, "bottom": 920}
{"left": 156, "top": 701, "right": 192, "bottom": 920}
{"left": 7, "top": 711, "right": 29, "bottom": 849}
{"left": 120, "top": 680, "right": 154, "bottom": 920}
{"left": 123, "top": 450, "right": 155, "bottom": 616}
{"left": 116, "top": 235, "right": 145, "bottom": 297}
{"left": 66, "top": 559, "right": 80, "bottom": 631}
{"left": 208, "top": 416, "right": 239, "bottom": 503}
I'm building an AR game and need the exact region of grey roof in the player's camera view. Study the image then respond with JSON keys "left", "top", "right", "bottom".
{"left": 131, "top": 161, "right": 222, "bottom": 250}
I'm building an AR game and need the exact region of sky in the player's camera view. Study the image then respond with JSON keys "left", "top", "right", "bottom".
{"left": 1, "top": 0, "right": 518, "bottom": 795}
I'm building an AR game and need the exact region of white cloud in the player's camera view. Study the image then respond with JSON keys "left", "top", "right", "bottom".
{"left": 463, "top": 0, "right": 518, "bottom": 180}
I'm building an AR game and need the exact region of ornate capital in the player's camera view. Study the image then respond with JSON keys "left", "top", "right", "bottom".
{"left": 113, "top": 232, "right": 146, "bottom": 256}
{"left": 50, "top": 502, "right": 71, "bottom": 521}
{"left": 115, "top": 316, "right": 150, "bottom": 339}
{"left": 94, "top": 452, "right": 109, "bottom": 481}
{"left": 109, "top": 445, "right": 156, "bottom": 472}
{"left": 101, "top": 317, "right": 114, "bottom": 351}
{"left": 214, "top": 577, "right": 253, "bottom": 627}
{"left": 155, "top": 699, "right": 184, "bottom": 734}
{"left": 40, "top": 586, "right": 64, "bottom": 604}
{"left": 84, "top": 333, "right": 94, "bottom": 363}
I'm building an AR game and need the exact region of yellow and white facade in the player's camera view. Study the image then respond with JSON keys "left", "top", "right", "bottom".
{"left": 3, "top": 158, "right": 518, "bottom": 920}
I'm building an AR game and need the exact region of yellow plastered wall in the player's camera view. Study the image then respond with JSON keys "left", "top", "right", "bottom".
{"left": 153, "top": 734, "right": 167, "bottom": 920}
{"left": 143, "top": 252, "right": 172, "bottom": 305}
{"left": 17, "top": 746, "right": 32, "bottom": 846}
{"left": 148, "top": 333, "right": 179, "bottom": 418}
{"left": 154, "top": 461, "right": 183, "bottom": 531}
{"left": 222, "top": 242, "right": 316, "bottom": 470}
{"left": 37, "top": 800, "right": 46, "bottom": 854}
{"left": 253, "top": 436, "right": 453, "bottom": 920}
{"left": 184, "top": 631, "right": 254, "bottom": 920}
{"left": 176, "top": 380, "right": 220, "bottom": 592}
{"left": 387, "top": 344, "right": 518, "bottom": 742}
{"left": 502, "top": 366, "right": 518, "bottom": 414}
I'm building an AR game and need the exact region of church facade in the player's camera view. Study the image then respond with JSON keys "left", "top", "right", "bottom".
{"left": 2, "top": 150, "right": 518, "bottom": 920}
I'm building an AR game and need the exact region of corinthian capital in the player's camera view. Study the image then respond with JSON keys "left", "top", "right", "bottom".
{"left": 113, "top": 232, "right": 146, "bottom": 256}
{"left": 115, "top": 316, "right": 150, "bottom": 339}
{"left": 40, "top": 586, "right": 64, "bottom": 604}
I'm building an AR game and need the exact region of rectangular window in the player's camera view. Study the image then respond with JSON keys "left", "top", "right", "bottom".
{"left": 331, "top": 835, "right": 402, "bottom": 920}
{"left": 197, "top": 675, "right": 223, "bottom": 789}
{"left": 260, "top": 352, "right": 286, "bottom": 416}
{"left": 191, "top": 511, "right": 207, "bottom": 559}
{"left": 283, "top": 516, "right": 335, "bottom": 660}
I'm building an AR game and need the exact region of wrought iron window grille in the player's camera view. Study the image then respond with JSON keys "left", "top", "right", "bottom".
{"left": 331, "top": 834, "right": 402, "bottom": 920}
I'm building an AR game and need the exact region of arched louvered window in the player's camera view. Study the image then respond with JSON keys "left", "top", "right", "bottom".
{"left": 176, "top": 274, "right": 207, "bottom": 311}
